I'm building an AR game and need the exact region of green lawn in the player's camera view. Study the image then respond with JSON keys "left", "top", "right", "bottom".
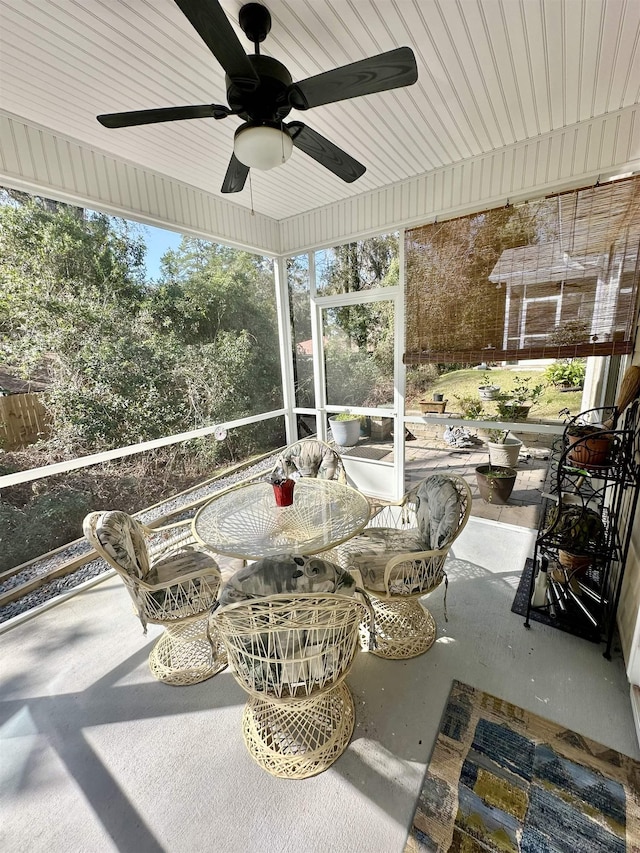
{"left": 407, "top": 367, "right": 584, "bottom": 422}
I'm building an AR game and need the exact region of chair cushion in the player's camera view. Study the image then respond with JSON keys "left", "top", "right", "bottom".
{"left": 412, "top": 475, "right": 460, "bottom": 550}
{"left": 148, "top": 547, "right": 218, "bottom": 586}
{"left": 217, "top": 553, "right": 356, "bottom": 609}
{"left": 279, "top": 441, "right": 341, "bottom": 480}
{"left": 146, "top": 547, "right": 219, "bottom": 611}
{"left": 337, "top": 528, "right": 426, "bottom": 592}
{"left": 94, "top": 510, "right": 150, "bottom": 580}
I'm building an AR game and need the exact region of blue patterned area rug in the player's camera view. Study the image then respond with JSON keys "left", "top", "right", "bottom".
{"left": 405, "top": 680, "right": 640, "bottom": 852}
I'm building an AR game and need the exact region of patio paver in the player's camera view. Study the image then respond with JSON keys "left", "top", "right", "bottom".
{"left": 349, "top": 438, "right": 552, "bottom": 529}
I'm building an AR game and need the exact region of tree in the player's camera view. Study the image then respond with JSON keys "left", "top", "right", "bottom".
{"left": 0, "top": 189, "right": 282, "bottom": 455}
{"left": 146, "top": 236, "right": 283, "bottom": 421}
{"left": 0, "top": 189, "right": 146, "bottom": 372}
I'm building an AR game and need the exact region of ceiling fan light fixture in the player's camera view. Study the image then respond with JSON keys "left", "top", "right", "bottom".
{"left": 233, "top": 122, "right": 293, "bottom": 170}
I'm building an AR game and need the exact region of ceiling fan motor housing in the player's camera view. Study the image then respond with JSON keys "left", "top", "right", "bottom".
{"left": 226, "top": 54, "right": 293, "bottom": 123}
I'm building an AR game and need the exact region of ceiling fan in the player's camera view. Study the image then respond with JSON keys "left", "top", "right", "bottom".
{"left": 97, "top": 0, "right": 418, "bottom": 193}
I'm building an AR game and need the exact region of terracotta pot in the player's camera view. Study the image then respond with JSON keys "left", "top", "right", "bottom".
{"left": 273, "top": 479, "right": 295, "bottom": 507}
{"left": 475, "top": 464, "right": 517, "bottom": 504}
{"left": 567, "top": 431, "right": 611, "bottom": 468}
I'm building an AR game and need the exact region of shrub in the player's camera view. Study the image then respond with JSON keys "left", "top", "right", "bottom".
{"left": 453, "top": 394, "right": 485, "bottom": 419}
{"left": 509, "top": 375, "right": 546, "bottom": 405}
{"left": 406, "top": 363, "right": 440, "bottom": 397}
{"left": 495, "top": 376, "right": 546, "bottom": 418}
{"left": 0, "top": 487, "right": 91, "bottom": 573}
{"left": 544, "top": 359, "right": 586, "bottom": 387}
{"left": 324, "top": 342, "right": 383, "bottom": 406}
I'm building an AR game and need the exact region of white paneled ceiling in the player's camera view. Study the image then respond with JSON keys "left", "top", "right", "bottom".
{"left": 1, "top": 0, "right": 639, "bottom": 221}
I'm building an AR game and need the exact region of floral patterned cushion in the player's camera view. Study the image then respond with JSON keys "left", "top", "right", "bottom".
{"left": 278, "top": 440, "right": 344, "bottom": 481}
{"left": 145, "top": 547, "right": 219, "bottom": 611}
{"left": 337, "top": 528, "right": 426, "bottom": 592}
{"left": 148, "top": 547, "right": 218, "bottom": 586}
{"left": 215, "top": 554, "right": 357, "bottom": 691}
{"left": 216, "top": 553, "right": 355, "bottom": 609}
{"left": 411, "top": 475, "right": 460, "bottom": 550}
{"left": 93, "top": 510, "right": 150, "bottom": 580}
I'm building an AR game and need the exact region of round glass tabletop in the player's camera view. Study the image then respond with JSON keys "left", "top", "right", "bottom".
{"left": 193, "top": 478, "right": 371, "bottom": 560}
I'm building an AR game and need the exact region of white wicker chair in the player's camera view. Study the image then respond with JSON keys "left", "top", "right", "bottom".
{"left": 336, "top": 474, "right": 472, "bottom": 659}
{"left": 275, "top": 438, "right": 347, "bottom": 483}
{"left": 83, "top": 511, "right": 227, "bottom": 685}
{"left": 211, "top": 557, "right": 367, "bottom": 778}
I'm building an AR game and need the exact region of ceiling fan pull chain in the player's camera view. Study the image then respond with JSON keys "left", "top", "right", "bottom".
{"left": 249, "top": 171, "right": 255, "bottom": 216}
{"left": 280, "top": 122, "right": 286, "bottom": 163}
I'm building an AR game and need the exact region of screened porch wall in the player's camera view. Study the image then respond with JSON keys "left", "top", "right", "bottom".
{"left": 3, "top": 101, "right": 640, "bottom": 672}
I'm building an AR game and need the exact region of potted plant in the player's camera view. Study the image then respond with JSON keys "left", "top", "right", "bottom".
{"left": 546, "top": 505, "right": 606, "bottom": 576}
{"left": 328, "top": 413, "right": 361, "bottom": 447}
{"left": 496, "top": 375, "right": 545, "bottom": 420}
{"left": 486, "top": 428, "right": 523, "bottom": 468}
{"left": 478, "top": 372, "right": 500, "bottom": 401}
{"left": 566, "top": 423, "right": 611, "bottom": 468}
{"left": 475, "top": 463, "right": 517, "bottom": 504}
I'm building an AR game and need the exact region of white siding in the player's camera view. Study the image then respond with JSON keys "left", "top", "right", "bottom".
{"left": 0, "top": 114, "right": 281, "bottom": 255}
{"left": 279, "top": 104, "right": 640, "bottom": 254}
{"left": 2, "top": 105, "right": 640, "bottom": 260}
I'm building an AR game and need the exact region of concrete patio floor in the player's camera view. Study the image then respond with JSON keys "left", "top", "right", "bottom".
{"left": 1, "top": 517, "right": 636, "bottom": 853}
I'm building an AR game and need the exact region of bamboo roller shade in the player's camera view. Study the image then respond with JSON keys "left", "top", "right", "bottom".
{"left": 404, "top": 176, "right": 640, "bottom": 365}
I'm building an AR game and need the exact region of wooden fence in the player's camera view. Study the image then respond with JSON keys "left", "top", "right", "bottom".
{"left": 0, "top": 393, "right": 50, "bottom": 450}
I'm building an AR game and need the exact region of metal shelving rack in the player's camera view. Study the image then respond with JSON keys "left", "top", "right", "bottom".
{"left": 525, "top": 400, "right": 640, "bottom": 658}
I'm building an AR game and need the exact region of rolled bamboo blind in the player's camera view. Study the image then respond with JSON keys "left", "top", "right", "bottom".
{"left": 405, "top": 176, "right": 640, "bottom": 365}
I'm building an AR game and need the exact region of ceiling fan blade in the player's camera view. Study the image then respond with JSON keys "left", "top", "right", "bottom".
{"left": 287, "top": 122, "right": 365, "bottom": 183}
{"left": 288, "top": 46, "right": 417, "bottom": 110}
{"left": 174, "top": 0, "right": 259, "bottom": 91}
{"left": 97, "top": 104, "right": 229, "bottom": 129}
{"left": 221, "top": 154, "right": 249, "bottom": 193}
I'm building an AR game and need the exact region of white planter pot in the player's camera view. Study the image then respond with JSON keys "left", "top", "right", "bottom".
{"left": 329, "top": 417, "right": 361, "bottom": 447}
{"left": 478, "top": 386, "right": 500, "bottom": 401}
{"left": 487, "top": 437, "right": 523, "bottom": 468}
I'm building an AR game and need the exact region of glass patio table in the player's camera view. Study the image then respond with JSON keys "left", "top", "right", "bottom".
{"left": 192, "top": 479, "right": 371, "bottom": 560}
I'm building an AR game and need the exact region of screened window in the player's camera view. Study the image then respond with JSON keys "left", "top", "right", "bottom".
{"left": 287, "top": 254, "right": 314, "bottom": 408}
{"left": 315, "top": 233, "right": 399, "bottom": 295}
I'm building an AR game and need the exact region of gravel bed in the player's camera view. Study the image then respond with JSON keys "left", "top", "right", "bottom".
{"left": 0, "top": 454, "right": 277, "bottom": 625}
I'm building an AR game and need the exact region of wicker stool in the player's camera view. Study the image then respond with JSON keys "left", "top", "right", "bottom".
{"left": 212, "top": 592, "right": 366, "bottom": 778}
{"left": 147, "top": 613, "right": 227, "bottom": 686}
